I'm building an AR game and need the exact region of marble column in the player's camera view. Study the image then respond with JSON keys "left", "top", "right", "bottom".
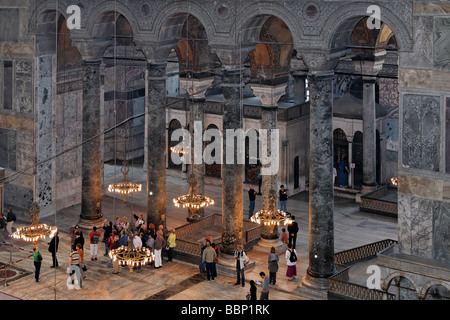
{"left": 353, "top": 53, "right": 385, "bottom": 194}
{"left": 250, "top": 83, "right": 286, "bottom": 247}
{"left": 302, "top": 71, "right": 336, "bottom": 291}
{"left": 146, "top": 62, "right": 167, "bottom": 228}
{"left": 361, "top": 76, "right": 377, "bottom": 191}
{"left": 79, "top": 59, "right": 103, "bottom": 225}
{"left": 180, "top": 75, "right": 214, "bottom": 221}
{"left": 221, "top": 67, "right": 245, "bottom": 255}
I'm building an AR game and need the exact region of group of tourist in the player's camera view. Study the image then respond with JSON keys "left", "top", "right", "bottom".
{"left": 40, "top": 213, "right": 177, "bottom": 289}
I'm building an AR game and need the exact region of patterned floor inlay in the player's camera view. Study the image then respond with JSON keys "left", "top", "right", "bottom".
{"left": 145, "top": 272, "right": 205, "bottom": 300}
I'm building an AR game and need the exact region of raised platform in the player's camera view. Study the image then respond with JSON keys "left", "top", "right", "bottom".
{"left": 360, "top": 186, "right": 398, "bottom": 218}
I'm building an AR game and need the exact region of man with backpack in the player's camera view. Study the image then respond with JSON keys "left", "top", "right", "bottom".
{"left": 89, "top": 226, "right": 101, "bottom": 261}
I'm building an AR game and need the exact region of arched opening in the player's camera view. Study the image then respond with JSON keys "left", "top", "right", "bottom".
{"left": 168, "top": 119, "right": 183, "bottom": 170}
{"left": 425, "top": 285, "right": 450, "bottom": 300}
{"left": 333, "top": 129, "right": 349, "bottom": 187}
{"left": 294, "top": 156, "right": 300, "bottom": 189}
{"left": 204, "top": 124, "right": 221, "bottom": 178}
{"left": 245, "top": 129, "right": 261, "bottom": 183}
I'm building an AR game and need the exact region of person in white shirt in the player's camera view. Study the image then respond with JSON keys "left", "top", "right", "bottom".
{"left": 285, "top": 243, "right": 297, "bottom": 281}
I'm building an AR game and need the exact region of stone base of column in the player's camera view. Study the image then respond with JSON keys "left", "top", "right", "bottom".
{"left": 361, "top": 184, "right": 377, "bottom": 196}
{"left": 253, "top": 237, "right": 287, "bottom": 255}
{"left": 77, "top": 217, "right": 104, "bottom": 233}
{"left": 297, "top": 273, "right": 330, "bottom": 300}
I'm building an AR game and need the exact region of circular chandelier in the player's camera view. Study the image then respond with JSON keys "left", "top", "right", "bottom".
{"left": 108, "top": 162, "right": 142, "bottom": 202}
{"left": 170, "top": 144, "right": 189, "bottom": 156}
{"left": 391, "top": 177, "right": 398, "bottom": 186}
{"left": 250, "top": 190, "right": 292, "bottom": 227}
{"left": 173, "top": 175, "right": 214, "bottom": 221}
{"left": 12, "top": 202, "right": 58, "bottom": 244}
{"left": 108, "top": 225, "right": 154, "bottom": 273}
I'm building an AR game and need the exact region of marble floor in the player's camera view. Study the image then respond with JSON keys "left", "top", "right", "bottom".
{"left": 0, "top": 164, "right": 398, "bottom": 301}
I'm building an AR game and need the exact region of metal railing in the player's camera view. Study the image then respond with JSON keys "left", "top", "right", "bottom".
{"left": 174, "top": 214, "right": 261, "bottom": 256}
{"left": 329, "top": 239, "right": 398, "bottom": 300}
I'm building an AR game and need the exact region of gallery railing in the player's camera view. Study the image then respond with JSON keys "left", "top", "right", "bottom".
{"left": 329, "top": 239, "right": 398, "bottom": 300}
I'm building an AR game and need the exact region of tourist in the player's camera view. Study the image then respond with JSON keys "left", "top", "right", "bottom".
{"left": 339, "top": 155, "right": 349, "bottom": 187}
{"left": 48, "top": 230, "right": 59, "bottom": 268}
{"left": 146, "top": 234, "right": 155, "bottom": 252}
{"left": 154, "top": 230, "right": 166, "bottom": 269}
{"left": 267, "top": 246, "right": 279, "bottom": 285}
{"left": 279, "top": 185, "right": 288, "bottom": 212}
{"left": 111, "top": 234, "right": 121, "bottom": 274}
{"left": 132, "top": 211, "right": 145, "bottom": 231}
{"left": 121, "top": 216, "right": 129, "bottom": 231}
{"left": 69, "top": 224, "right": 82, "bottom": 247}
{"left": 89, "top": 226, "right": 101, "bottom": 261}
{"left": 248, "top": 185, "right": 256, "bottom": 219}
{"left": 148, "top": 223, "right": 157, "bottom": 240}
{"left": 32, "top": 245, "right": 42, "bottom": 282}
{"left": 257, "top": 272, "right": 270, "bottom": 300}
{"left": 202, "top": 240, "right": 217, "bottom": 282}
{"left": 133, "top": 233, "right": 142, "bottom": 248}
{"left": 248, "top": 280, "right": 257, "bottom": 300}
{"left": 280, "top": 228, "right": 289, "bottom": 245}
{"left": 234, "top": 245, "right": 249, "bottom": 287}
{"left": 5, "top": 207, "right": 16, "bottom": 235}
{"left": 76, "top": 243, "right": 87, "bottom": 279}
{"left": 287, "top": 216, "right": 299, "bottom": 249}
{"left": 113, "top": 217, "right": 121, "bottom": 232}
{"left": 198, "top": 234, "right": 212, "bottom": 272}
{"left": 119, "top": 230, "right": 128, "bottom": 246}
{"left": 68, "top": 245, "right": 82, "bottom": 289}
{"left": 285, "top": 243, "right": 297, "bottom": 281}
{"left": 0, "top": 213, "right": 6, "bottom": 243}
{"left": 167, "top": 228, "right": 176, "bottom": 262}
{"left": 102, "top": 219, "right": 113, "bottom": 256}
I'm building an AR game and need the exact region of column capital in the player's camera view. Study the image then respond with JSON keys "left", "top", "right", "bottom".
{"left": 180, "top": 74, "right": 214, "bottom": 100}
{"left": 250, "top": 82, "right": 287, "bottom": 107}
{"left": 70, "top": 37, "right": 111, "bottom": 62}
{"left": 352, "top": 49, "right": 386, "bottom": 77}
{"left": 296, "top": 49, "right": 340, "bottom": 73}
{"left": 211, "top": 45, "right": 253, "bottom": 69}
{"left": 135, "top": 40, "right": 172, "bottom": 64}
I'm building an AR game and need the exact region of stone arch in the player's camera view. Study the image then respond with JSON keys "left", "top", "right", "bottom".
{"left": 383, "top": 272, "right": 421, "bottom": 298}
{"left": 85, "top": 2, "right": 141, "bottom": 40}
{"left": 246, "top": 15, "right": 294, "bottom": 80}
{"left": 424, "top": 282, "right": 450, "bottom": 300}
{"left": 153, "top": 3, "right": 215, "bottom": 46}
{"left": 27, "top": 2, "right": 68, "bottom": 35}
{"left": 235, "top": 2, "right": 301, "bottom": 49}
{"left": 325, "top": 2, "right": 413, "bottom": 52}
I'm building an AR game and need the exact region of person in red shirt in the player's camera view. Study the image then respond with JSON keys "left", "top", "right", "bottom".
{"left": 89, "top": 226, "right": 101, "bottom": 261}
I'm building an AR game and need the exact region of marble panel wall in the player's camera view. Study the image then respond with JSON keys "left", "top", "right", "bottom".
{"left": 446, "top": 98, "right": 450, "bottom": 174}
{"left": 402, "top": 94, "right": 440, "bottom": 172}
{"left": 14, "top": 60, "right": 33, "bottom": 114}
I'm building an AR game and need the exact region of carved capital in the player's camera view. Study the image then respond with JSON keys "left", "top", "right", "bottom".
{"left": 297, "top": 50, "right": 340, "bottom": 73}
{"left": 180, "top": 76, "right": 214, "bottom": 100}
{"left": 70, "top": 38, "right": 111, "bottom": 61}
{"left": 135, "top": 41, "right": 172, "bottom": 64}
{"left": 250, "top": 83, "right": 287, "bottom": 107}
{"left": 211, "top": 45, "right": 254, "bottom": 69}
{"left": 352, "top": 49, "right": 386, "bottom": 77}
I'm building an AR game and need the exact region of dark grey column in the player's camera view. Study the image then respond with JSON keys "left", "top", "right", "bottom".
{"left": 221, "top": 67, "right": 245, "bottom": 255}
{"left": 146, "top": 62, "right": 167, "bottom": 228}
{"left": 80, "top": 59, "right": 103, "bottom": 223}
{"left": 188, "top": 96, "right": 205, "bottom": 221}
{"left": 362, "top": 77, "right": 377, "bottom": 190}
{"left": 260, "top": 105, "right": 279, "bottom": 240}
{"left": 303, "top": 71, "right": 335, "bottom": 289}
